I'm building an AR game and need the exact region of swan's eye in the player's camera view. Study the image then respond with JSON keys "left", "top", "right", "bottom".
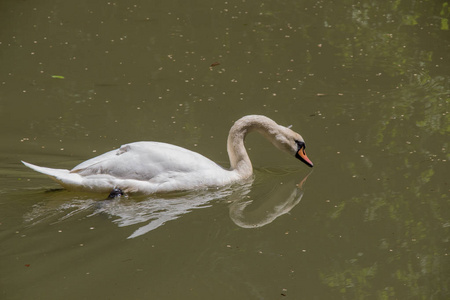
{"left": 295, "top": 140, "right": 305, "bottom": 150}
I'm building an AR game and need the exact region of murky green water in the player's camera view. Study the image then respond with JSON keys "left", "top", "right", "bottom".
{"left": 1, "top": 0, "right": 449, "bottom": 299}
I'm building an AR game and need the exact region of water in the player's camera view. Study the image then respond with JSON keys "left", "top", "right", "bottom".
{"left": 1, "top": 0, "right": 449, "bottom": 299}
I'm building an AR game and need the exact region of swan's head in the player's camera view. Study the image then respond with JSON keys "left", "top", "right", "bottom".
{"left": 228, "top": 115, "right": 314, "bottom": 171}
{"left": 272, "top": 126, "right": 314, "bottom": 168}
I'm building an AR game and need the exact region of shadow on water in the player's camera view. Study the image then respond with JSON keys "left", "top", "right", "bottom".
{"left": 21, "top": 169, "right": 312, "bottom": 239}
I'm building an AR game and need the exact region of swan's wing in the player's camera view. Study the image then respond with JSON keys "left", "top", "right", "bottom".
{"left": 71, "top": 148, "right": 119, "bottom": 172}
{"left": 70, "top": 142, "right": 223, "bottom": 180}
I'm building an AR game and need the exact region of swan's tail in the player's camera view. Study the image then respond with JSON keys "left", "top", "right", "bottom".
{"left": 21, "top": 161, "right": 83, "bottom": 189}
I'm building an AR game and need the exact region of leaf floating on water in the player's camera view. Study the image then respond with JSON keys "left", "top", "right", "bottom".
{"left": 51, "top": 75, "right": 65, "bottom": 79}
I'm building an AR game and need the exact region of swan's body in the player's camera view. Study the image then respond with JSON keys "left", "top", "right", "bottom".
{"left": 22, "top": 115, "right": 313, "bottom": 194}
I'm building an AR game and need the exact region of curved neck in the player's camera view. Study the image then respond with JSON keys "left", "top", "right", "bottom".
{"left": 227, "top": 115, "right": 280, "bottom": 178}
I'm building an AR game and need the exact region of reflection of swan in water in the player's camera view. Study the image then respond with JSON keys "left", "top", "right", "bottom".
{"left": 23, "top": 185, "right": 248, "bottom": 239}
{"left": 99, "top": 185, "right": 252, "bottom": 239}
{"left": 23, "top": 172, "right": 311, "bottom": 238}
{"left": 229, "top": 171, "right": 311, "bottom": 228}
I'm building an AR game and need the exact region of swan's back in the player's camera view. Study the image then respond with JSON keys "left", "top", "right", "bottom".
{"left": 71, "top": 142, "right": 224, "bottom": 181}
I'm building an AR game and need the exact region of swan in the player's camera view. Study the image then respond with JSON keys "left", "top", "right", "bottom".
{"left": 22, "top": 115, "right": 313, "bottom": 194}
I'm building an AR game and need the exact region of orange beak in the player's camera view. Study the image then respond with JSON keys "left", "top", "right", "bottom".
{"left": 296, "top": 146, "right": 313, "bottom": 168}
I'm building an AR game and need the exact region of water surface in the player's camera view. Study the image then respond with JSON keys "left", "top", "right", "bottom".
{"left": 1, "top": 1, "right": 449, "bottom": 299}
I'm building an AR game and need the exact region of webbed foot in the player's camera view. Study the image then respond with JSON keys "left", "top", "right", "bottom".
{"left": 108, "top": 188, "right": 124, "bottom": 199}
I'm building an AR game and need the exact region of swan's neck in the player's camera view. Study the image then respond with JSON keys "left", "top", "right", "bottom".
{"left": 227, "top": 115, "right": 280, "bottom": 178}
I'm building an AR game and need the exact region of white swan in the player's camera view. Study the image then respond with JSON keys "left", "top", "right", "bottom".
{"left": 22, "top": 115, "right": 313, "bottom": 194}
